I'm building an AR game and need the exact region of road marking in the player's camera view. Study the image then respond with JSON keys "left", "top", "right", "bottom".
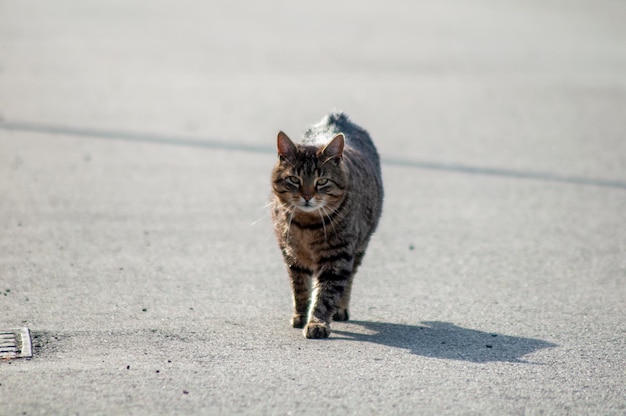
{"left": 2, "top": 120, "right": 624, "bottom": 190}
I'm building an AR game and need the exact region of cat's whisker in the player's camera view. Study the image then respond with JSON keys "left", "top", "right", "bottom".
{"left": 250, "top": 213, "right": 268, "bottom": 226}
{"left": 317, "top": 207, "right": 328, "bottom": 241}
{"left": 325, "top": 203, "right": 346, "bottom": 232}
{"left": 252, "top": 201, "right": 279, "bottom": 226}
{"left": 319, "top": 205, "right": 337, "bottom": 238}
{"left": 287, "top": 204, "right": 296, "bottom": 233}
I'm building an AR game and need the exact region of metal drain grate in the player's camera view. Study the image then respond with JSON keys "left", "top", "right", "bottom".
{"left": 0, "top": 328, "right": 32, "bottom": 359}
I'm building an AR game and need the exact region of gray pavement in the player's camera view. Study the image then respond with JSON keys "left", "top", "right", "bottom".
{"left": 1, "top": 1, "right": 625, "bottom": 414}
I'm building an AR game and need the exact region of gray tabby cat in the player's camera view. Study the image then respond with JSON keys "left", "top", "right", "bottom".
{"left": 271, "top": 112, "right": 384, "bottom": 339}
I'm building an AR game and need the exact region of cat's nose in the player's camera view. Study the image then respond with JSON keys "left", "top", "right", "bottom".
{"left": 301, "top": 187, "right": 314, "bottom": 203}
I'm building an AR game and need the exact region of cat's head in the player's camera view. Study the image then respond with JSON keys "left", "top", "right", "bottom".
{"left": 272, "top": 131, "right": 348, "bottom": 214}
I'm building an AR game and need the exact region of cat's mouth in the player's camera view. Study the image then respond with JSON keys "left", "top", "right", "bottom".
{"left": 297, "top": 203, "right": 319, "bottom": 213}
{"left": 296, "top": 199, "right": 323, "bottom": 213}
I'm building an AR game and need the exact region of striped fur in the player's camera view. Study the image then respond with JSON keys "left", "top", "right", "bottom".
{"left": 271, "top": 112, "right": 384, "bottom": 339}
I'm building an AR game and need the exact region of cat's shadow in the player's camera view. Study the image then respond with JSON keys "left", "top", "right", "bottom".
{"left": 332, "top": 320, "right": 557, "bottom": 364}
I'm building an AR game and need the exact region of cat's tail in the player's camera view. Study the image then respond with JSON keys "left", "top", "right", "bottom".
{"left": 324, "top": 111, "right": 349, "bottom": 126}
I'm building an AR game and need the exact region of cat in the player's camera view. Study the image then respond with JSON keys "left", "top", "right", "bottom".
{"left": 271, "top": 112, "right": 384, "bottom": 339}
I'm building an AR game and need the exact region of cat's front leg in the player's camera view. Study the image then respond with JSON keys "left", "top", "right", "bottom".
{"left": 332, "top": 273, "right": 353, "bottom": 322}
{"left": 287, "top": 264, "right": 312, "bottom": 328}
{"left": 305, "top": 268, "right": 351, "bottom": 339}
{"left": 333, "top": 251, "right": 364, "bottom": 322}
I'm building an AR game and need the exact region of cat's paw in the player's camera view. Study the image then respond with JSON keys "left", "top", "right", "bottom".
{"left": 304, "top": 322, "right": 330, "bottom": 339}
{"left": 291, "top": 314, "right": 306, "bottom": 328}
{"left": 333, "top": 308, "right": 350, "bottom": 321}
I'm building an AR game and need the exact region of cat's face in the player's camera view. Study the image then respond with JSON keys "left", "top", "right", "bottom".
{"left": 272, "top": 132, "right": 348, "bottom": 214}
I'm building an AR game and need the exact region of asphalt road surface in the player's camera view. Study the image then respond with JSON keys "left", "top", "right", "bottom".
{"left": 1, "top": 1, "right": 625, "bottom": 414}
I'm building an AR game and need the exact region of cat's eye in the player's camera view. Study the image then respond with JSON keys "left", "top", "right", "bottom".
{"left": 316, "top": 178, "right": 329, "bottom": 186}
{"left": 287, "top": 176, "right": 300, "bottom": 185}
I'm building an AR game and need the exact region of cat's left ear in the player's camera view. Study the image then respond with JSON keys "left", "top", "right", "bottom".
{"left": 277, "top": 131, "right": 297, "bottom": 162}
{"left": 321, "top": 133, "right": 344, "bottom": 160}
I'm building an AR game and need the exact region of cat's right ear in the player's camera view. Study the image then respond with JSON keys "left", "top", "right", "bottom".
{"left": 277, "top": 131, "right": 297, "bottom": 162}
